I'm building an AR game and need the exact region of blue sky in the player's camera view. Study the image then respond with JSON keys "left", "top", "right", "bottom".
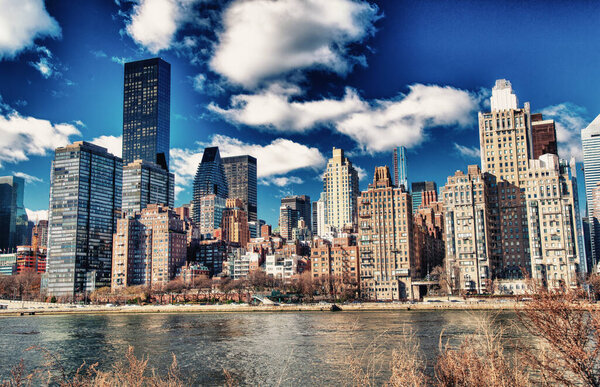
{"left": 0, "top": 0, "right": 598, "bottom": 226}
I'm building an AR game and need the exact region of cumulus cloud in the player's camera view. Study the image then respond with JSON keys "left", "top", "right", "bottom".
{"left": 171, "top": 134, "right": 326, "bottom": 193}
{"left": 453, "top": 143, "right": 480, "bottom": 159}
{"left": 540, "top": 103, "right": 587, "bottom": 161}
{"left": 125, "top": 0, "right": 201, "bottom": 53}
{"left": 91, "top": 135, "right": 122, "bottom": 158}
{"left": 111, "top": 56, "right": 132, "bottom": 66}
{"left": 209, "top": 84, "right": 366, "bottom": 132}
{"left": 0, "top": 110, "right": 81, "bottom": 167}
{"left": 26, "top": 208, "right": 48, "bottom": 222}
{"left": 261, "top": 176, "right": 304, "bottom": 187}
{"left": 13, "top": 172, "right": 43, "bottom": 184}
{"left": 0, "top": 0, "right": 61, "bottom": 60}
{"left": 29, "top": 56, "right": 55, "bottom": 78}
{"left": 355, "top": 165, "right": 367, "bottom": 181}
{"left": 190, "top": 73, "right": 225, "bottom": 96}
{"left": 212, "top": 84, "right": 480, "bottom": 153}
{"left": 210, "top": 0, "right": 379, "bottom": 88}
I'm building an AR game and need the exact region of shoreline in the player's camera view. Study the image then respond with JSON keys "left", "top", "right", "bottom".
{"left": 0, "top": 301, "right": 526, "bottom": 316}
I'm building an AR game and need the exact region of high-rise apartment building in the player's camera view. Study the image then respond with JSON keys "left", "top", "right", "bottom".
{"left": 281, "top": 195, "right": 311, "bottom": 230}
{"left": 311, "top": 236, "right": 360, "bottom": 284}
{"left": 393, "top": 146, "right": 408, "bottom": 189}
{"left": 122, "top": 159, "right": 174, "bottom": 216}
{"left": 530, "top": 113, "right": 558, "bottom": 159}
{"left": 358, "top": 166, "right": 414, "bottom": 300}
{"left": 221, "top": 198, "right": 250, "bottom": 248}
{"left": 524, "top": 154, "right": 581, "bottom": 289}
{"left": 442, "top": 165, "right": 496, "bottom": 294}
{"left": 478, "top": 79, "right": 532, "bottom": 276}
{"left": 313, "top": 192, "right": 326, "bottom": 237}
{"left": 122, "top": 58, "right": 171, "bottom": 170}
{"left": 324, "top": 148, "right": 359, "bottom": 232}
{"left": 0, "top": 176, "right": 29, "bottom": 251}
{"left": 222, "top": 155, "right": 257, "bottom": 222}
{"left": 582, "top": 113, "right": 600, "bottom": 268}
{"left": 47, "top": 142, "right": 122, "bottom": 296}
{"left": 197, "top": 194, "right": 226, "bottom": 236}
{"left": 111, "top": 204, "right": 187, "bottom": 290}
{"left": 193, "top": 147, "right": 229, "bottom": 223}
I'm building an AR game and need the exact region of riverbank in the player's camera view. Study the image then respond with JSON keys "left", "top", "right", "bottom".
{"left": 0, "top": 299, "right": 530, "bottom": 316}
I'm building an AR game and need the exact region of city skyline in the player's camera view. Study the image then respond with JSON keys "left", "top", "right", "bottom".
{"left": 0, "top": 0, "right": 599, "bottom": 228}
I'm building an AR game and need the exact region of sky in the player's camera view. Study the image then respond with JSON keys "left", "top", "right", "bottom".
{"left": 0, "top": 0, "right": 598, "bottom": 227}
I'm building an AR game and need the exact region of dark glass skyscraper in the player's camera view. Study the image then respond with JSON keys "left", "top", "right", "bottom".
{"left": 281, "top": 195, "right": 311, "bottom": 231}
{"left": 0, "top": 176, "right": 28, "bottom": 251}
{"left": 122, "top": 58, "right": 170, "bottom": 170}
{"left": 47, "top": 142, "right": 122, "bottom": 297}
{"left": 222, "top": 155, "right": 257, "bottom": 222}
{"left": 192, "top": 147, "right": 229, "bottom": 223}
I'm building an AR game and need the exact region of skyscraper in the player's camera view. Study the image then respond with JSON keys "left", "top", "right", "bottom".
{"left": 324, "top": 148, "right": 359, "bottom": 232}
{"left": 192, "top": 147, "right": 229, "bottom": 223}
{"left": 393, "top": 146, "right": 408, "bottom": 189}
{"left": 122, "top": 159, "right": 174, "bottom": 216}
{"left": 281, "top": 195, "right": 311, "bottom": 231}
{"left": 358, "top": 166, "right": 414, "bottom": 300}
{"left": 122, "top": 58, "right": 171, "bottom": 170}
{"left": 222, "top": 155, "right": 257, "bottom": 222}
{"left": 530, "top": 113, "right": 558, "bottom": 159}
{"left": 478, "top": 79, "right": 531, "bottom": 277}
{"left": 411, "top": 181, "right": 437, "bottom": 213}
{"left": 582, "top": 113, "right": 600, "bottom": 267}
{"left": 0, "top": 176, "right": 28, "bottom": 251}
{"left": 47, "top": 142, "right": 122, "bottom": 297}
{"left": 279, "top": 205, "right": 299, "bottom": 240}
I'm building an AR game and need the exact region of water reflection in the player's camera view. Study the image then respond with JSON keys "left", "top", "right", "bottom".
{"left": 0, "top": 311, "right": 523, "bottom": 385}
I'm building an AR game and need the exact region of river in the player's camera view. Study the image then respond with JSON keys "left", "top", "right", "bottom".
{"left": 0, "top": 310, "right": 524, "bottom": 385}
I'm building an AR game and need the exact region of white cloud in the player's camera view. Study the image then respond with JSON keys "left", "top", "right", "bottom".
{"left": 540, "top": 103, "right": 586, "bottom": 161}
{"left": 0, "top": 110, "right": 80, "bottom": 167}
{"left": 453, "top": 143, "right": 480, "bottom": 159}
{"left": 91, "top": 135, "right": 122, "bottom": 158}
{"left": 260, "top": 176, "right": 304, "bottom": 187}
{"left": 209, "top": 84, "right": 365, "bottom": 132}
{"left": 0, "top": 0, "right": 61, "bottom": 60}
{"left": 111, "top": 56, "right": 132, "bottom": 66}
{"left": 212, "top": 84, "right": 480, "bottom": 153}
{"left": 355, "top": 165, "right": 367, "bottom": 181}
{"left": 210, "top": 0, "right": 379, "bottom": 88}
{"left": 13, "top": 172, "right": 43, "bottom": 184}
{"left": 29, "top": 56, "right": 54, "bottom": 78}
{"left": 26, "top": 208, "right": 48, "bottom": 222}
{"left": 171, "top": 134, "right": 326, "bottom": 193}
{"left": 125, "top": 0, "right": 200, "bottom": 53}
{"left": 190, "top": 73, "right": 224, "bottom": 95}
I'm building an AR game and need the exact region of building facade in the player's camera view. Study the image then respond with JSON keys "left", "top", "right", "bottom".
{"left": 0, "top": 176, "right": 29, "bottom": 252}
{"left": 310, "top": 237, "right": 360, "bottom": 284}
{"left": 411, "top": 181, "right": 437, "bottom": 213}
{"left": 281, "top": 195, "right": 312, "bottom": 231}
{"left": 192, "top": 147, "right": 229, "bottom": 223}
{"left": 393, "top": 146, "right": 408, "bottom": 189}
{"left": 222, "top": 155, "right": 257, "bottom": 222}
{"left": 530, "top": 113, "right": 558, "bottom": 159}
{"left": 358, "top": 167, "right": 415, "bottom": 300}
{"left": 278, "top": 205, "right": 299, "bottom": 240}
{"left": 122, "top": 159, "right": 174, "bottom": 216}
{"left": 324, "top": 148, "right": 359, "bottom": 232}
{"left": 221, "top": 199, "right": 250, "bottom": 248}
{"left": 47, "top": 142, "right": 122, "bottom": 297}
{"left": 122, "top": 58, "right": 171, "bottom": 170}
{"left": 582, "top": 114, "right": 600, "bottom": 268}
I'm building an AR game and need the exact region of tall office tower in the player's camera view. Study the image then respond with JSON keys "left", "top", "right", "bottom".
{"left": 524, "top": 154, "right": 581, "bottom": 289}
{"left": 442, "top": 165, "right": 496, "bottom": 294}
{"left": 393, "top": 146, "right": 408, "bottom": 189}
{"left": 411, "top": 181, "right": 437, "bottom": 213}
{"left": 281, "top": 195, "right": 311, "bottom": 230}
{"left": 192, "top": 147, "right": 229, "bottom": 223}
{"left": 198, "top": 194, "right": 226, "bottom": 236}
{"left": 31, "top": 220, "right": 49, "bottom": 248}
{"left": 111, "top": 204, "right": 187, "bottom": 290}
{"left": 47, "top": 142, "right": 122, "bottom": 297}
{"left": 279, "top": 205, "right": 299, "bottom": 240}
{"left": 122, "top": 58, "right": 171, "bottom": 170}
{"left": 222, "top": 155, "right": 257, "bottom": 222}
{"left": 582, "top": 113, "right": 600, "bottom": 267}
{"left": 358, "top": 167, "right": 415, "bottom": 300}
{"left": 222, "top": 198, "right": 250, "bottom": 248}
{"left": 122, "top": 159, "right": 174, "bottom": 216}
{"left": 324, "top": 148, "right": 359, "bottom": 231}
{"left": 312, "top": 192, "right": 327, "bottom": 237}
{"left": 478, "top": 79, "right": 531, "bottom": 277}
{"left": 530, "top": 113, "right": 558, "bottom": 159}
{"left": 0, "top": 176, "right": 29, "bottom": 251}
